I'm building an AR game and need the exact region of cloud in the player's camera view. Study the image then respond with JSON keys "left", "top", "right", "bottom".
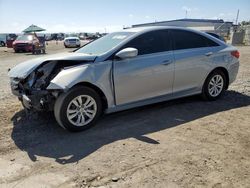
{"left": 182, "top": 6, "right": 199, "bottom": 12}
{"left": 45, "top": 24, "right": 123, "bottom": 33}
{"left": 213, "top": 12, "right": 235, "bottom": 21}
{"left": 219, "top": 13, "right": 225, "bottom": 17}
{"left": 182, "top": 6, "right": 191, "bottom": 12}
{"left": 129, "top": 14, "right": 134, "bottom": 18}
{"left": 145, "top": 15, "right": 151, "bottom": 19}
{"left": 0, "top": 23, "right": 123, "bottom": 33}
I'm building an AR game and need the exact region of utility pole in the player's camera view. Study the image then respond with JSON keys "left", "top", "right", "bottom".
{"left": 236, "top": 9, "right": 239, "bottom": 25}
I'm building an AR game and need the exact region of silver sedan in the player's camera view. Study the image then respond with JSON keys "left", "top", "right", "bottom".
{"left": 8, "top": 26, "right": 239, "bottom": 131}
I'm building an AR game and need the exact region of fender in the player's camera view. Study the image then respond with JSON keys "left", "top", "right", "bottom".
{"left": 47, "top": 61, "right": 115, "bottom": 107}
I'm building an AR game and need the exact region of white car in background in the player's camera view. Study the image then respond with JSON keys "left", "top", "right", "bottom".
{"left": 64, "top": 37, "right": 81, "bottom": 48}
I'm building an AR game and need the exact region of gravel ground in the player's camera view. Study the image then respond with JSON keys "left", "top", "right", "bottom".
{"left": 0, "top": 44, "right": 249, "bottom": 188}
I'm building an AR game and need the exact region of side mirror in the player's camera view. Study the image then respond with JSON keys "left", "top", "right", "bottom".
{"left": 115, "top": 48, "right": 138, "bottom": 59}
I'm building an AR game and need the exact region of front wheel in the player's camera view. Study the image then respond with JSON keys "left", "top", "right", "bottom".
{"left": 202, "top": 70, "right": 227, "bottom": 101}
{"left": 54, "top": 86, "right": 103, "bottom": 132}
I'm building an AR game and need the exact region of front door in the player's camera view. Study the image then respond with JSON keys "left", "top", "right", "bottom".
{"left": 113, "top": 30, "right": 175, "bottom": 105}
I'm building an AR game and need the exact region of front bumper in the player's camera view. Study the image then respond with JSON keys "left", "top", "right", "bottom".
{"left": 10, "top": 79, "right": 55, "bottom": 111}
{"left": 13, "top": 44, "right": 33, "bottom": 52}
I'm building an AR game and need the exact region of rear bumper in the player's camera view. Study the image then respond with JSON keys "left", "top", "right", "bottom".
{"left": 64, "top": 42, "right": 80, "bottom": 47}
{"left": 228, "top": 61, "right": 239, "bottom": 85}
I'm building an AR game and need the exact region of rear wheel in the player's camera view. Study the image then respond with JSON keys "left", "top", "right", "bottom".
{"left": 202, "top": 70, "right": 227, "bottom": 100}
{"left": 54, "top": 86, "right": 102, "bottom": 132}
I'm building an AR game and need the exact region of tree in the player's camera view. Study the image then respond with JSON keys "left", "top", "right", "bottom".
{"left": 241, "top": 21, "right": 250, "bottom": 26}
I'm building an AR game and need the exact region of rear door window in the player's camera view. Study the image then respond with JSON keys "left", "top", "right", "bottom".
{"left": 171, "top": 30, "right": 219, "bottom": 50}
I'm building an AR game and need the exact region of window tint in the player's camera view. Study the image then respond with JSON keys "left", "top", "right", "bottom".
{"left": 205, "top": 37, "right": 220, "bottom": 46}
{"left": 171, "top": 30, "right": 219, "bottom": 50}
{"left": 124, "top": 30, "right": 171, "bottom": 55}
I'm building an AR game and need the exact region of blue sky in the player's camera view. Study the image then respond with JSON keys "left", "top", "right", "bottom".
{"left": 0, "top": 0, "right": 249, "bottom": 33}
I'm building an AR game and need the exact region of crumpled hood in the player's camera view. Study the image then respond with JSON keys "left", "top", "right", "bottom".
{"left": 8, "top": 52, "right": 97, "bottom": 79}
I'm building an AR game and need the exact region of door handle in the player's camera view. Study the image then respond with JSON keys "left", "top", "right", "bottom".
{"left": 161, "top": 60, "right": 173, "bottom": 66}
{"left": 205, "top": 52, "right": 213, "bottom": 56}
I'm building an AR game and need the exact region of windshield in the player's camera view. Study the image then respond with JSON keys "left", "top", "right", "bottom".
{"left": 16, "top": 35, "right": 34, "bottom": 41}
{"left": 76, "top": 32, "right": 135, "bottom": 55}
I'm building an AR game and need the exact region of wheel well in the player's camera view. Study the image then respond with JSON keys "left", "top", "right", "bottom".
{"left": 73, "top": 82, "right": 108, "bottom": 110}
{"left": 209, "top": 67, "right": 229, "bottom": 89}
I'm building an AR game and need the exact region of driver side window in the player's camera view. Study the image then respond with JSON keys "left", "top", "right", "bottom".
{"left": 123, "top": 30, "right": 171, "bottom": 56}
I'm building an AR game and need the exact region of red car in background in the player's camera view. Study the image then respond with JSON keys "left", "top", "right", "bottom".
{"left": 12, "top": 34, "right": 39, "bottom": 52}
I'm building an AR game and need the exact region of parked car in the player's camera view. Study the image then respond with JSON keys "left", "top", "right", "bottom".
{"left": 45, "top": 34, "right": 53, "bottom": 41}
{"left": 12, "top": 34, "right": 39, "bottom": 52}
{"left": 0, "top": 37, "right": 6, "bottom": 46}
{"left": 206, "top": 32, "right": 226, "bottom": 42}
{"left": 57, "top": 33, "right": 65, "bottom": 41}
{"left": 79, "top": 33, "right": 87, "bottom": 40}
{"left": 8, "top": 26, "right": 239, "bottom": 132}
{"left": 64, "top": 37, "right": 81, "bottom": 48}
{"left": 6, "top": 33, "right": 18, "bottom": 48}
{"left": 85, "top": 33, "right": 100, "bottom": 40}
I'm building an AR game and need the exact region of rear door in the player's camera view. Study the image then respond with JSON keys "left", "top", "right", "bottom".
{"left": 113, "top": 30, "right": 175, "bottom": 105}
{"left": 170, "top": 29, "right": 220, "bottom": 93}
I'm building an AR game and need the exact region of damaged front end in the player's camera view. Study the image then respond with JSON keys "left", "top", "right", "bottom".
{"left": 10, "top": 60, "right": 91, "bottom": 111}
{"left": 10, "top": 61, "right": 60, "bottom": 111}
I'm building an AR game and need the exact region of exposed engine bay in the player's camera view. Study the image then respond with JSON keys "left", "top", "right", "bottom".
{"left": 10, "top": 60, "right": 92, "bottom": 111}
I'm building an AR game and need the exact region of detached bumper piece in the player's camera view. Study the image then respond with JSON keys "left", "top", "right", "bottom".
{"left": 18, "top": 91, "right": 55, "bottom": 111}
{"left": 22, "top": 94, "right": 31, "bottom": 109}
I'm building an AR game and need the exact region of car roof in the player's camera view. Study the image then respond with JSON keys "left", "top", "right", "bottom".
{"left": 124, "top": 26, "right": 197, "bottom": 33}
{"left": 123, "top": 26, "right": 226, "bottom": 45}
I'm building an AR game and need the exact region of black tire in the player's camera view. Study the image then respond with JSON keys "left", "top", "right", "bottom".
{"left": 202, "top": 70, "right": 227, "bottom": 101}
{"left": 54, "top": 86, "right": 103, "bottom": 132}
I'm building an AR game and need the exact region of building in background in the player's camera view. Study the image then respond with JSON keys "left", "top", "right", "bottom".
{"left": 132, "top": 18, "right": 233, "bottom": 38}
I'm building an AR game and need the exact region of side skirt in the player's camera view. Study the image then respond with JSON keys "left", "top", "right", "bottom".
{"left": 105, "top": 87, "right": 201, "bottom": 114}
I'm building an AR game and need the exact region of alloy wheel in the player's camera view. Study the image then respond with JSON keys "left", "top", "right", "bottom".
{"left": 66, "top": 95, "right": 97, "bottom": 127}
{"left": 208, "top": 75, "right": 224, "bottom": 97}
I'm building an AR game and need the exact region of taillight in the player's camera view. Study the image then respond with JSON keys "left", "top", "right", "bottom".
{"left": 231, "top": 50, "right": 240, "bottom": 59}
